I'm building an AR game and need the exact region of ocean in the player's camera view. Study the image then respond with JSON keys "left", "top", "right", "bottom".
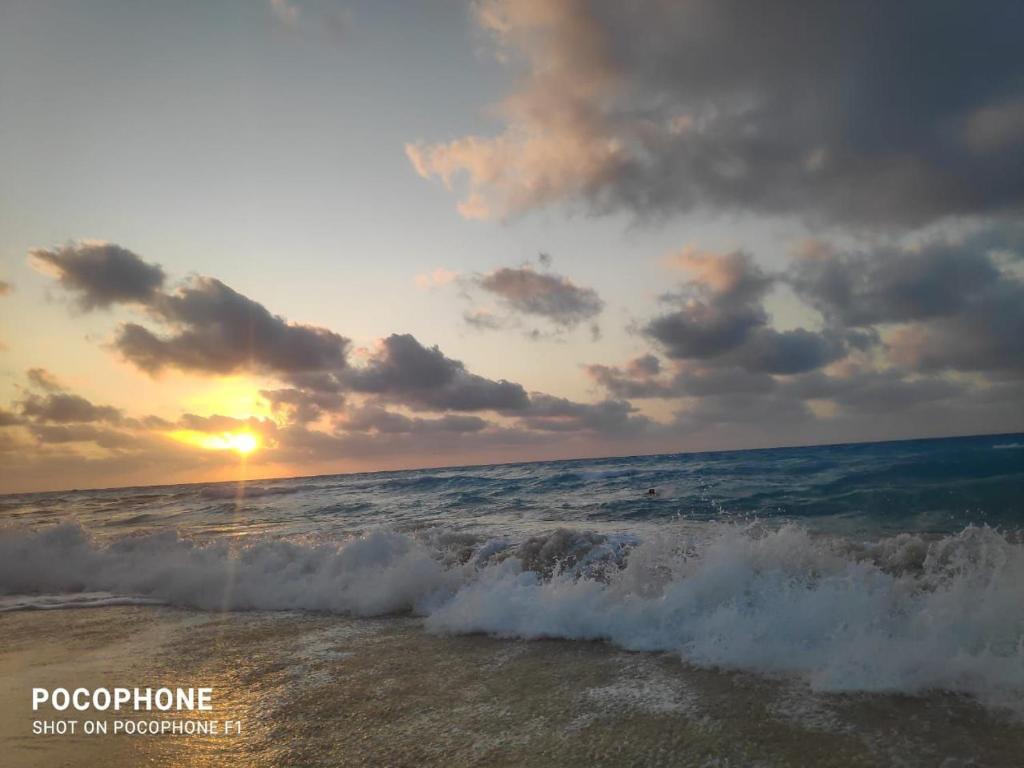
{"left": 2, "top": 433, "right": 1023, "bottom": 766}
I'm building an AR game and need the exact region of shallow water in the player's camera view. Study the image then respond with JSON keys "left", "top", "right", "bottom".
{"left": 4, "top": 607, "right": 1023, "bottom": 767}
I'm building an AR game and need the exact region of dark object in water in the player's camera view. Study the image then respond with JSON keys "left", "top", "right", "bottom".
{"left": 646, "top": 488, "right": 657, "bottom": 496}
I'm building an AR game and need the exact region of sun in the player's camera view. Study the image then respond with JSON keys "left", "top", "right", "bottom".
{"left": 226, "top": 432, "right": 259, "bottom": 455}
{"left": 168, "top": 429, "right": 261, "bottom": 456}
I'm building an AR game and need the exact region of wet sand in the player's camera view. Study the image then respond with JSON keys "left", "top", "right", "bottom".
{"left": 1, "top": 607, "right": 1022, "bottom": 767}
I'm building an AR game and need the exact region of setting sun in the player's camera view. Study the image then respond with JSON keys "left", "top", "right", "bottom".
{"left": 224, "top": 432, "right": 259, "bottom": 455}
{"left": 168, "top": 429, "right": 261, "bottom": 456}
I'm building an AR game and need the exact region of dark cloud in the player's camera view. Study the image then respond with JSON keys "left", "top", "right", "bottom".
{"left": 628, "top": 354, "right": 660, "bottom": 377}
{"left": 676, "top": 366, "right": 777, "bottom": 398}
{"left": 518, "top": 394, "right": 650, "bottom": 436}
{"left": 115, "top": 277, "right": 350, "bottom": 376}
{"left": 271, "top": 419, "right": 553, "bottom": 467}
{"left": 733, "top": 328, "right": 847, "bottom": 376}
{"left": 588, "top": 359, "right": 780, "bottom": 400}
{"left": 29, "top": 243, "right": 351, "bottom": 378}
{"left": 889, "top": 288, "right": 1024, "bottom": 375}
{"left": 586, "top": 355, "right": 677, "bottom": 399}
{"left": 260, "top": 388, "right": 345, "bottom": 424}
{"left": 784, "top": 369, "right": 963, "bottom": 415}
{"left": 463, "top": 309, "right": 506, "bottom": 331}
{"left": 26, "top": 368, "right": 63, "bottom": 392}
{"left": 282, "top": 371, "right": 347, "bottom": 393}
{"left": 645, "top": 249, "right": 771, "bottom": 359}
{"left": 0, "top": 408, "right": 22, "bottom": 427}
{"left": 965, "top": 99, "right": 1024, "bottom": 155}
{"left": 789, "top": 237, "right": 1002, "bottom": 327}
{"left": 342, "top": 334, "right": 531, "bottom": 412}
{"left": 30, "top": 242, "right": 166, "bottom": 309}
{"left": 644, "top": 249, "right": 845, "bottom": 374}
{"left": 669, "top": 369, "right": 954, "bottom": 437}
{"left": 788, "top": 229, "right": 1024, "bottom": 374}
{"left": 645, "top": 305, "right": 766, "bottom": 361}
{"left": 409, "top": 0, "right": 1024, "bottom": 228}
{"left": 674, "top": 391, "right": 814, "bottom": 431}
{"left": 340, "top": 405, "right": 489, "bottom": 434}
{"left": 476, "top": 267, "right": 603, "bottom": 328}
{"left": 28, "top": 423, "right": 141, "bottom": 450}
{"left": 20, "top": 393, "right": 122, "bottom": 424}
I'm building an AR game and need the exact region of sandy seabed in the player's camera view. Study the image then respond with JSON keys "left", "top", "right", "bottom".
{"left": 1, "top": 606, "right": 1022, "bottom": 767}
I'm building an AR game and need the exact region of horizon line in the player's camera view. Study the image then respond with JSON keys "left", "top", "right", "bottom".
{"left": 3, "top": 428, "right": 1020, "bottom": 498}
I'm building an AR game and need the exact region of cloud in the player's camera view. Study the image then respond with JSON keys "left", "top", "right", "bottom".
{"left": 17, "top": 231, "right": 1021, "bottom": 493}
{"left": 20, "top": 392, "right": 122, "bottom": 424}
{"left": 645, "top": 250, "right": 772, "bottom": 359}
{"left": 114, "top": 277, "right": 350, "bottom": 376}
{"left": 415, "top": 267, "right": 459, "bottom": 289}
{"left": 28, "top": 243, "right": 633, "bottom": 434}
{"left": 788, "top": 227, "right": 1024, "bottom": 374}
{"left": 30, "top": 243, "right": 352, "bottom": 378}
{"left": 788, "top": 236, "right": 1001, "bottom": 327}
{"left": 589, "top": 229, "right": 1023, "bottom": 436}
{"left": 26, "top": 368, "right": 64, "bottom": 392}
{"left": 409, "top": 0, "right": 1024, "bottom": 227}
{"left": 0, "top": 408, "right": 22, "bottom": 427}
{"left": 27, "top": 423, "right": 140, "bottom": 450}
{"left": 662, "top": 247, "right": 773, "bottom": 300}
{"left": 176, "top": 412, "right": 278, "bottom": 439}
{"left": 586, "top": 355, "right": 676, "bottom": 399}
{"left": 733, "top": 328, "right": 847, "bottom": 376}
{"left": 29, "top": 242, "right": 166, "bottom": 310}
{"left": 260, "top": 388, "right": 345, "bottom": 424}
{"left": 785, "top": 368, "right": 963, "bottom": 415}
{"left": 643, "top": 248, "right": 847, "bottom": 374}
{"left": 587, "top": 359, "right": 779, "bottom": 400}
{"left": 463, "top": 309, "right": 506, "bottom": 331}
{"left": 965, "top": 98, "right": 1024, "bottom": 155}
{"left": 674, "top": 390, "right": 814, "bottom": 431}
{"left": 340, "top": 405, "right": 488, "bottom": 434}
{"left": 645, "top": 304, "right": 766, "bottom": 361}
{"left": 341, "top": 334, "right": 530, "bottom": 412}
{"left": 271, "top": 420, "right": 552, "bottom": 467}
{"left": 518, "top": 394, "right": 651, "bottom": 436}
{"left": 888, "top": 290, "right": 1024, "bottom": 375}
{"left": 476, "top": 266, "right": 603, "bottom": 328}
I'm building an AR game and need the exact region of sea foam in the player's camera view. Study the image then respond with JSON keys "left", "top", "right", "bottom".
{"left": 2, "top": 521, "right": 1022, "bottom": 709}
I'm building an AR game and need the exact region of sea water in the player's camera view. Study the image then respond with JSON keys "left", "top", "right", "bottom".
{"left": 2, "top": 433, "right": 1023, "bottom": 765}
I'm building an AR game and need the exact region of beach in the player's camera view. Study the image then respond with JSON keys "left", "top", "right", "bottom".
{"left": 5, "top": 605, "right": 1024, "bottom": 767}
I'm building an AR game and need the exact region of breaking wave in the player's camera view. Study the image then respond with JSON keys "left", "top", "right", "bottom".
{"left": 2, "top": 521, "right": 1023, "bottom": 709}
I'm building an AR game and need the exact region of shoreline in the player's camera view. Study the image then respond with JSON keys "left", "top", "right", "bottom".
{"left": 3, "top": 605, "right": 1022, "bottom": 767}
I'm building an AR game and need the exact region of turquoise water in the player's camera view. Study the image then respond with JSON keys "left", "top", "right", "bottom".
{"left": 3, "top": 433, "right": 1021, "bottom": 539}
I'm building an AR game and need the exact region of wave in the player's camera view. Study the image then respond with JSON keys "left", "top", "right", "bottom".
{"left": 198, "top": 484, "right": 306, "bottom": 500}
{"left": 1, "top": 521, "right": 1022, "bottom": 709}
{"left": 0, "top": 592, "right": 164, "bottom": 612}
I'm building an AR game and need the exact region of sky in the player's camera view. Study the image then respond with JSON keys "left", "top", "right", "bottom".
{"left": 1, "top": 0, "right": 1022, "bottom": 493}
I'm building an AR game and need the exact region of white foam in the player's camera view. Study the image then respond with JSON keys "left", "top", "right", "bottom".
{"left": 0, "top": 591, "right": 165, "bottom": 612}
{"left": 0, "top": 523, "right": 458, "bottom": 616}
{"left": 1, "top": 521, "right": 1023, "bottom": 709}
